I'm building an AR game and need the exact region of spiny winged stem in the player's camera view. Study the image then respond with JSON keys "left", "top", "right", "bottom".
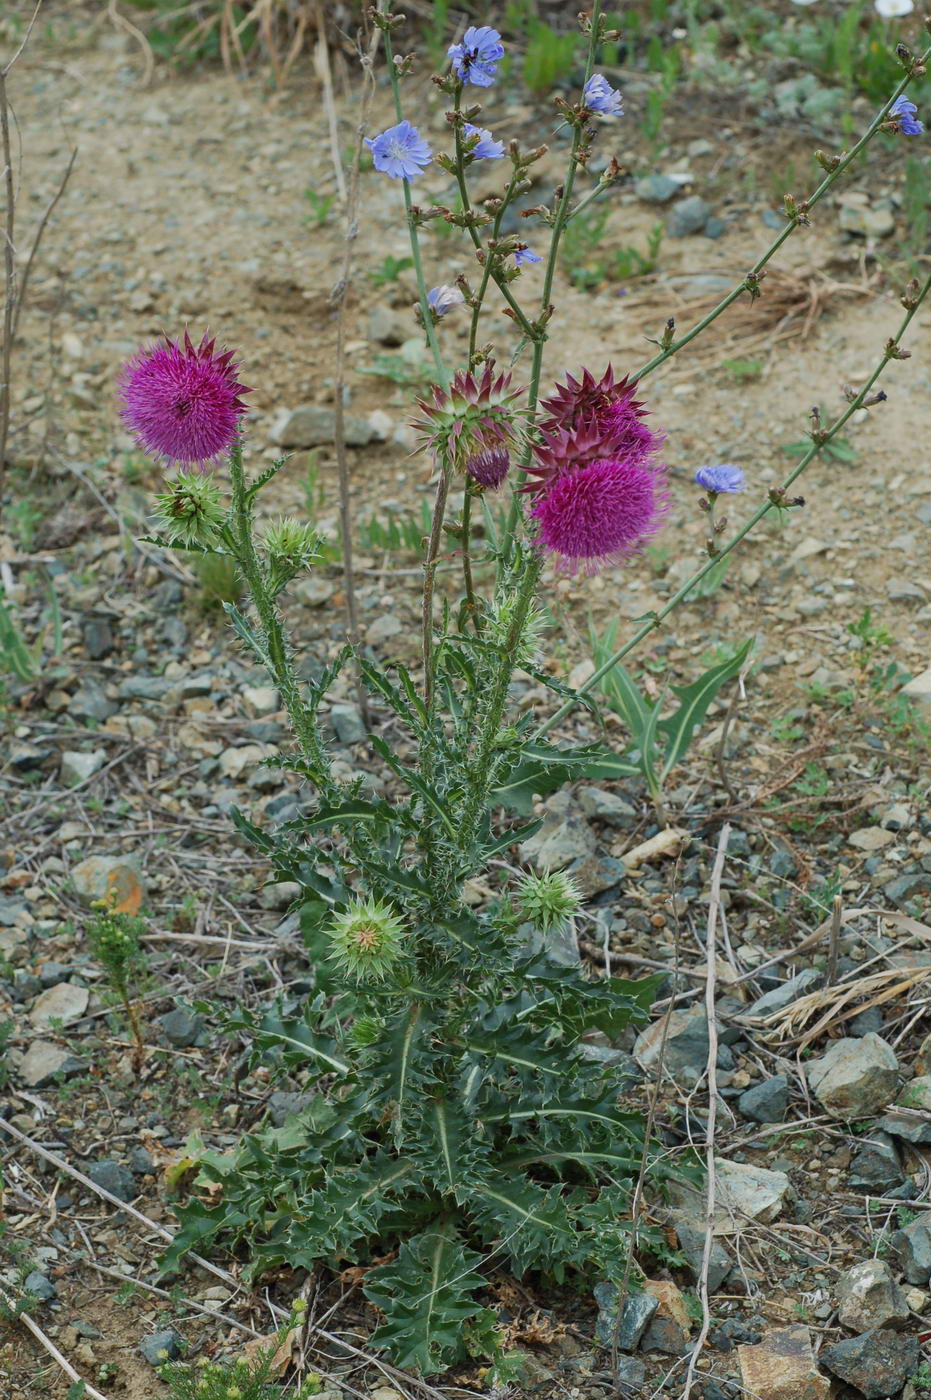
{"left": 422, "top": 459, "right": 450, "bottom": 712}
{"left": 456, "top": 550, "right": 542, "bottom": 857}
{"left": 537, "top": 269, "right": 931, "bottom": 738}
{"left": 226, "top": 443, "right": 329, "bottom": 777}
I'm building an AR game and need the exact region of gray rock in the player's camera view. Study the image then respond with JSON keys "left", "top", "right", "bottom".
{"left": 59, "top": 749, "right": 106, "bottom": 787}
{"left": 577, "top": 786, "right": 638, "bottom": 829}
{"left": 87, "top": 1160, "right": 136, "bottom": 1203}
{"left": 119, "top": 676, "right": 173, "bottom": 700}
{"left": 140, "top": 1329, "right": 185, "bottom": 1366}
{"left": 884, "top": 871, "right": 931, "bottom": 906}
{"left": 835, "top": 1259, "right": 909, "bottom": 1332}
{"left": 519, "top": 793, "right": 597, "bottom": 874}
{"left": 70, "top": 855, "right": 145, "bottom": 908}
{"left": 640, "top": 1313, "right": 689, "bottom": 1355}
{"left": 18, "top": 1040, "right": 85, "bottom": 1087}
{"left": 69, "top": 680, "right": 117, "bottom": 723}
{"left": 902, "top": 667, "right": 931, "bottom": 709}
{"left": 267, "top": 1091, "right": 317, "bottom": 1128}
{"left": 258, "top": 881, "right": 301, "bottom": 911}
{"left": 703, "top": 215, "right": 727, "bottom": 239}
{"left": 848, "top": 1132, "right": 905, "bottom": 1194}
{"left": 28, "top": 982, "right": 89, "bottom": 1029}
{"left": 269, "top": 404, "right": 374, "bottom": 448}
{"left": 875, "top": 1110, "right": 931, "bottom": 1147}
{"left": 634, "top": 1005, "right": 709, "bottom": 1085}
{"left": 0, "top": 897, "right": 29, "bottom": 927}
{"left": 594, "top": 1281, "right": 658, "bottom": 1350}
{"left": 564, "top": 851, "right": 625, "bottom": 899}
{"left": 849, "top": 1005, "right": 885, "bottom": 1037}
{"left": 365, "top": 613, "right": 403, "bottom": 645}
{"left": 820, "top": 1328, "right": 920, "bottom": 1398}
{"left": 367, "top": 303, "right": 407, "bottom": 345}
{"left": 672, "top": 1218, "right": 731, "bottom": 1293}
{"left": 738, "top": 1075, "right": 788, "bottom": 1124}
{"left": 614, "top": 1355, "right": 647, "bottom": 1394}
{"left": 129, "top": 1146, "right": 155, "bottom": 1175}
{"left": 157, "top": 1007, "right": 202, "bottom": 1048}
{"left": 807, "top": 1033, "right": 899, "bottom": 1119}
{"left": 746, "top": 967, "right": 821, "bottom": 1018}
{"left": 634, "top": 174, "right": 680, "bottom": 203}
{"left": 7, "top": 741, "right": 50, "bottom": 772}
{"left": 839, "top": 204, "right": 896, "bottom": 239}
{"left": 893, "top": 1219, "right": 931, "bottom": 1285}
{"left": 82, "top": 617, "right": 115, "bottom": 659}
{"left": 24, "top": 1270, "right": 57, "bottom": 1302}
{"left": 668, "top": 195, "right": 711, "bottom": 237}
{"left": 330, "top": 702, "right": 367, "bottom": 744}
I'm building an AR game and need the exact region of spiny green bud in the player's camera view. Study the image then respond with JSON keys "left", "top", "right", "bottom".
{"left": 327, "top": 898, "right": 407, "bottom": 983}
{"left": 517, "top": 870, "right": 583, "bottom": 934}
{"left": 154, "top": 469, "right": 226, "bottom": 547}
{"left": 262, "top": 516, "right": 321, "bottom": 595}
{"left": 348, "top": 1014, "right": 384, "bottom": 1047}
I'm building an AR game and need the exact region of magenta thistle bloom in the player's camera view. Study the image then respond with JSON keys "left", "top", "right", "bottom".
{"left": 119, "top": 330, "right": 250, "bottom": 468}
{"left": 583, "top": 74, "right": 624, "bottom": 117}
{"left": 466, "top": 446, "right": 509, "bottom": 489}
{"left": 365, "top": 121, "right": 433, "bottom": 180}
{"left": 448, "top": 25, "right": 504, "bottom": 87}
{"left": 532, "top": 457, "right": 668, "bottom": 575}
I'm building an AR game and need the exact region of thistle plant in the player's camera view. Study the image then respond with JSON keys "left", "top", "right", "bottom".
{"left": 86, "top": 899, "right": 147, "bottom": 1073}
{"left": 120, "top": 3, "right": 931, "bottom": 1376}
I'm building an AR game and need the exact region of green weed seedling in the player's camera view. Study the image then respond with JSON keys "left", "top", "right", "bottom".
{"left": 86, "top": 899, "right": 148, "bottom": 1072}
{"left": 159, "top": 1305, "right": 320, "bottom": 1400}
{"left": 194, "top": 552, "right": 241, "bottom": 609}
{"left": 367, "top": 254, "right": 414, "bottom": 286}
{"left": 591, "top": 622, "right": 753, "bottom": 821}
{"left": 303, "top": 187, "right": 334, "bottom": 227}
{"left": 722, "top": 357, "right": 764, "bottom": 384}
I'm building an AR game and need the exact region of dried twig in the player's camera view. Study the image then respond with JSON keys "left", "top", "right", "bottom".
{"left": 11, "top": 145, "right": 76, "bottom": 343}
{"left": 681, "top": 822, "right": 729, "bottom": 1399}
{"left": 106, "top": 0, "right": 155, "bottom": 87}
{"left": 825, "top": 892, "right": 843, "bottom": 989}
{"left": 313, "top": 0, "right": 346, "bottom": 203}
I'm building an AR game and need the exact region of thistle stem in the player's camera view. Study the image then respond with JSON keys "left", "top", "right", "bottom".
{"left": 422, "top": 462, "right": 450, "bottom": 711}
{"left": 535, "top": 271, "right": 931, "bottom": 738}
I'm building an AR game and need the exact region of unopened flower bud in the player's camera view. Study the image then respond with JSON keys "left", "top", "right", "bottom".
{"left": 815, "top": 149, "right": 842, "bottom": 172}
{"left": 517, "top": 870, "right": 582, "bottom": 934}
{"left": 327, "top": 897, "right": 406, "bottom": 983}
{"left": 154, "top": 470, "right": 226, "bottom": 548}
{"left": 884, "top": 338, "right": 911, "bottom": 360}
{"left": 900, "top": 278, "right": 921, "bottom": 309}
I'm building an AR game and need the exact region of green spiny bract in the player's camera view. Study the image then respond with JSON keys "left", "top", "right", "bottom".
{"left": 517, "top": 869, "right": 583, "bottom": 934}
{"left": 261, "top": 516, "right": 321, "bottom": 597}
{"left": 154, "top": 470, "right": 227, "bottom": 548}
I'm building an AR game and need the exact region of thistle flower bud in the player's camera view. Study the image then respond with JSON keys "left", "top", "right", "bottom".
{"left": 327, "top": 898, "right": 407, "bottom": 983}
{"left": 262, "top": 517, "right": 320, "bottom": 595}
{"left": 517, "top": 870, "right": 583, "bottom": 935}
{"left": 154, "top": 470, "right": 226, "bottom": 548}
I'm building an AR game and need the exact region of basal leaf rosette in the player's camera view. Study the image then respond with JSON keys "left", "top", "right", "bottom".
{"left": 413, "top": 360, "right": 526, "bottom": 479}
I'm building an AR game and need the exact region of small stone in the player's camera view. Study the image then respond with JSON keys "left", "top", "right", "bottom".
{"left": 242, "top": 685, "right": 279, "bottom": 717}
{"left": 672, "top": 1217, "right": 732, "bottom": 1293}
{"left": 893, "top": 1219, "right": 931, "bottom": 1285}
{"left": 258, "top": 881, "right": 301, "bottom": 911}
{"left": 269, "top": 404, "right": 374, "bottom": 448}
{"left": 28, "top": 982, "right": 88, "bottom": 1029}
{"left": 905, "top": 1288, "right": 927, "bottom": 1312}
{"left": 613, "top": 1355, "right": 646, "bottom": 1391}
{"left": 24, "top": 1271, "right": 57, "bottom": 1302}
{"left": 902, "top": 667, "right": 931, "bottom": 709}
{"left": 330, "top": 702, "right": 367, "bottom": 744}
{"left": 633, "top": 1005, "right": 709, "bottom": 1085}
{"left": 19, "top": 1040, "right": 85, "bottom": 1087}
{"left": 746, "top": 968, "right": 821, "bottom": 1018}
{"left": 293, "top": 576, "right": 335, "bottom": 607}
{"left": 519, "top": 793, "right": 597, "bottom": 874}
{"left": 820, "top": 1328, "right": 920, "bottom": 1398}
{"left": 594, "top": 1284, "right": 658, "bottom": 1350}
{"left": 738, "top": 1325, "right": 830, "bottom": 1400}
{"left": 806, "top": 1033, "right": 899, "bottom": 1119}
{"left": 218, "top": 743, "right": 267, "bottom": 779}
{"left": 157, "top": 1007, "right": 202, "bottom": 1048}
{"left": 712, "top": 1159, "right": 791, "bottom": 1234}
{"left": 59, "top": 749, "right": 106, "bottom": 787}
{"left": 634, "top": 173, "right": 680, "bottom": 203}
{"left": 71, "top": 856, "right": 145, "bottom": 915}
{"left": 119, "top": 675, "right": 173, "bottom": 700}
{"left": 367, "top": 304, "right": 407, "bottom": 345}
{"left": 850, "top": 826, "right": 896, "bottom": 852}
{"left": 577, "top": 786, "right": 638, "bottom": 829}
{"left": 848, "top": 1131, "right": 905, "bottom": 1194}
{"left": 365, "top": 613, "right": 403, "bottom": 646}
{"left": 668, "top": 195, "right": 712, "bottom": 237}
{"left": 87, "top": 1160, "right": 137, "bottom": 1203}
{"left": 738, "top": 1075, "right": 789, "bottom": 1124}
{"left": 840, "top": 204, "right": 895, "bottom": 238}
{"left": 640, "top": 1279, "right": 691, "bottom": 1354}
{"left": 886, "top": 577, "right": 926, "bottom": 603}
{"left": 81, "top": 617, "right": 114, "bottom": 659}
{"left": 835, "top": 1259, "right": 909, "bottom": 1332}
{"left": 139, "top": 1329, "right": 184, "bottom": 1366}
{"left": 267, "top": 1090, "right": 317, "bottom": 1127}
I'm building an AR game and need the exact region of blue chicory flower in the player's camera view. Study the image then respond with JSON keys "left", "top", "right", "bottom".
{"left": 365, "top": 121, "right": 433, "bottom": 180}
{"left": 448, "top": 25, "right": 504, "bottom": 87}
{"left": 889, "top": 95, "right": 924, "bottom": 135}
{"left": 514, "top": 247, "right": 542, "bottom": 267}
{"left": 462, "top": 123, "right": 505, "bottom": 160}
{"left": 695, "top": 464, "right": 746, "bottom": 494}
{"left": 583, "top": 73, "right": 624, "bottom": 117}
{"left": 427, "top": 285, "right": 465, "bottom": 316}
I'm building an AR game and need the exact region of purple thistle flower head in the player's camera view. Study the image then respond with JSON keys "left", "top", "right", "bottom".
{"left": 583, "top": 74, "right": 624, "bottom": 117}
{"left": 466, "top": 446, "right": 509, "bottom": 489}
{"left": 462, "top": 123, "right": 505, "bottom": 160}
{"left": 532, "top": 457, "right": 668, "bottom": 575}
{"left": 427, "top": 284, "right": 465, "bottom": 317}
{"left": 694, "top": 463, "right": 745, "bottom": 494}
{"left": 448, "top": 25, "right": 504, "bottom": 87}
{"left": 514, "top": 247, "right": 542, "bottom": 267}
{"left": 365, "top": 121, "right": 432, "bottom": 180}
{"left": 119, "top": 330, "right": 251, "bottom": 469}
{"left": 889, "top": 95, "right": 924, "bottom": 134}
